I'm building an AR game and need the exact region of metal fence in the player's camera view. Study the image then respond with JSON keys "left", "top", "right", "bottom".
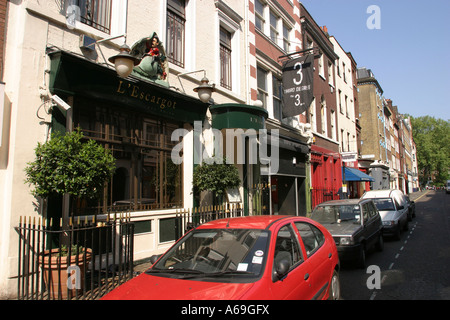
{"left": 310, "top": 188, "right": 340, "bottom": 209}
{"left": 175, "top": 204, "right": 244, "bottom": 239}
{"left": 15, "top": 214, "right": 134, "bottom": 300}
{"left": 15, "top": 204, "right": 245, "bottom": 300}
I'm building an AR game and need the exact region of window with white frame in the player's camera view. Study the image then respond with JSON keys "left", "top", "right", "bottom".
{"left": 63, "top": 0, "right": 128, "bottom": 36}
{"left": 166, "top": 0, "right": 186, "bottom": 68}
{"left": 336, "top": 58, "right": 341, "bottom": 76}
{"left": 269, "top": 10, "right": 279, "bottom": 43}
{"left": 255, "top": 1, "right": 292, "bottom": 53}
{"left": 345, "top": 95, "right": 349, "bottom": 117}
{"left": 321, "top": 96, "right": 327, "bottom": 136}
{"left": 347, "top": 132, "right": 350, "bottom": 152}
{"left": 64, "top": 0, "right": 112, "bottom": 33}
{"left": 217, "top": 2, "right": 241, "bottom": 94}
{"left": 282, "top": 23, "right": 291, "bottom": 52}
{"left": 257, "top": 66, "right": 268, "bottom": 109}
{"left": 255, "top": 0, "right": 265, "bottom": 32}
{"left": 330, "top": 110, "right": 336, "bottom": 141}
{"left": 328, "top": 61, "right": 334, "bottom": 86}
{"left": 272, "top": 75, "right": 282, "bottom": 120}
{"left": 342, "top": 62, "right": 347, "bottom": 83}
{"left": 220, "top": 27, "right": 232, "bottom": 90}
{"left": 310, "top": 99, "right": 316, "bottom": 132}
{"left": 318, "top": 52, "right": 324, "bottom": 78}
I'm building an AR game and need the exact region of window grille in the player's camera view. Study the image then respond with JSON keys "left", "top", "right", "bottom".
{"left": 65, "top": 0, "right": 112, "bottom": 34}
{"left": 220, "top": 27, "right": 232, "bottom": 90}
{"left": 167, "top": 0, "right": 186, "bottom": 68}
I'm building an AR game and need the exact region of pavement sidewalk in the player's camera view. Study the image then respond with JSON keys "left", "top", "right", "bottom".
{"left": 408, "top": 189, "right": 429, "bottom": 201}
{"left": 134, "top": 258, "right": 154, "bottom": 274}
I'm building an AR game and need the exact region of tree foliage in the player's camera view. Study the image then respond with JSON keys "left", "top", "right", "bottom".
{"left": 410, "top": 116, "right": 450, "bottom": 185}
{"left": 192, "top": 157, "right": 241, "bottom": 202}
{"left": 25, "top": 129, "right": 116, "bottom": 199}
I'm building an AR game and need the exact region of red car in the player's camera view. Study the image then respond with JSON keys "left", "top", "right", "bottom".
{"left": 102, "top": 215, "right": 340, "bottom": 300}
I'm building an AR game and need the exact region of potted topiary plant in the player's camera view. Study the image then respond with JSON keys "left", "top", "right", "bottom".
{"left": 24, "top": 128, "right": 116, "bottom": 206}
{"left": 38, "top": 245, "right": 93, "bottom": 299}
{"left": 25, "top": 128, "right": 116, "bottom": 299}
{"left": 192, "top": 157, "right": 241, "bottom": 206}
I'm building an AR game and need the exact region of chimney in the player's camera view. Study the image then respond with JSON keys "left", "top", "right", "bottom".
{"left": 322, "top": 26, "right": 328, "bottom": 33}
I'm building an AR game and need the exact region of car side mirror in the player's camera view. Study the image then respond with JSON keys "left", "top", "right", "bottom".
{"left": 149, "top": 254, "right": 162, "bottom": 265}
{"left": 275, "top": 259, "right": 291, "bottom": 280}
{"left": 398, "top": 205, "right": 404, "bottom": 210}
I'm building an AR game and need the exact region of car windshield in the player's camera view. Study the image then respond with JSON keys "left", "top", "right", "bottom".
{"left": 149, "top": 229, "right": 270, "bottom": 281}
{"left": 372, "top": 198, "right": 395, "bottom": 211}
{"left": 311, "top": 205, "right": 361, "bottom": 224}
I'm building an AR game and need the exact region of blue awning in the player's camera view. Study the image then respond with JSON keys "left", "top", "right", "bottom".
{"left": 343, "top": 167, "right": 375, "bottom": 182}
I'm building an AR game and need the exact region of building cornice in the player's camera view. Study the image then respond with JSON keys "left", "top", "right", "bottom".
{"left": 357, "top": 76, "right": 383, "bottom": 95}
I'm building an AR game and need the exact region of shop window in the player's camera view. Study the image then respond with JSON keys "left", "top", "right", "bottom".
{"left": 134, "top": 220, "right": 152, "bottom": 235}
{"left": 73, "top": 101, "right": 183, "bottom": 215}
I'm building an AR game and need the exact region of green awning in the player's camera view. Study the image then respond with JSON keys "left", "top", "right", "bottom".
{"left": 210, "top": 103, "right": 268, "bottom": 130}
{"left": 48, "top": 50, "right": 209, "bottom": 123}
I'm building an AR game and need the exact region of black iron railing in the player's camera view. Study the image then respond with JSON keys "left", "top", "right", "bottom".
{"left": 15, "top": 214, "right": 134, "bottom": 300}
{"left": 310, "top": 188, "right": 340, "bottom": 209}
{"left": 175, "top": 204, "right": 244, "bottom": 239}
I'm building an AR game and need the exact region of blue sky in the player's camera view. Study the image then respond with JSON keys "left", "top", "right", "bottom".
{"left": 300, "top": 0, "right": 450, "bottom": 120}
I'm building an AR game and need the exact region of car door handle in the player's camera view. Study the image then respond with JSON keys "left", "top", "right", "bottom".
{"left": 304, "top": 273, "right": 310, "bottom": 281}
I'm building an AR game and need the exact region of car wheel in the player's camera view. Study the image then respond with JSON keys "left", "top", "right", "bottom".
{"left": 328, "top": 270, "right": 341, "bottom": 300}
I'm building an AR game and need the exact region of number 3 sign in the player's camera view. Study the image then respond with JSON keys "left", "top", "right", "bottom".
{"left": 281, "top": 55, "right": 314, "bottom": 118}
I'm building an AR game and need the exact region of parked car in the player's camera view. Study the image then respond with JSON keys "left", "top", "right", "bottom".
{"left": 361, "top": 189, "right": 409, "bottom": 240}
{"left": 446, "top": 180, "right": 450, "bottom": 194}
{"left": 102, "top": 215, "right": 340, "bottom": 300}
{"left": 310, "top": 199, "right": 383, "bottom": 268}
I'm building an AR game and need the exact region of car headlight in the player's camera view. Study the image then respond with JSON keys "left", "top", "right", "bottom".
{"left": 383, "top": 220, "right": 395, "bottom": 226}
{"left": 339, "top": 237, "right": 354, "bottom": 245}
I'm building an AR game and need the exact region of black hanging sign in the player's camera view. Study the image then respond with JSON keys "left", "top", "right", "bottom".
{"left": 282, "top": 55, "right": 314, "bottom": 118}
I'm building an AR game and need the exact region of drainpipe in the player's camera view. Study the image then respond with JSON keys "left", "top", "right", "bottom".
{"left": 245, "top": 0, "right": 251, "bottom": 104}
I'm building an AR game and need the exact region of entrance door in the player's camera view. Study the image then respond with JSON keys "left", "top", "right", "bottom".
{"left": 271, "top": 176, "right": 295, "bottom": 215}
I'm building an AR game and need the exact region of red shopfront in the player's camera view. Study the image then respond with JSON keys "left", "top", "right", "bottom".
{"left": 310, "top": 145, "right": 342, "bottom": 209}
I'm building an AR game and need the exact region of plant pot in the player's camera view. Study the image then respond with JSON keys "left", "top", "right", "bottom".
{"left": 39, "top": 248, "right": 92, "bottom": 299}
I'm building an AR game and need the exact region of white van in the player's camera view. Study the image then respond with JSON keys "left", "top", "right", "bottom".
{"left": 361, "top": 189, "right": 409, "bottom": 240}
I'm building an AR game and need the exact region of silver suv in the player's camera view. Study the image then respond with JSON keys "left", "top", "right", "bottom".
{"left": 361, "top": 189, "right": 409, "bottom": 240}
{"left": 311, "top": 199, "right": 383, "bottom": 268}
